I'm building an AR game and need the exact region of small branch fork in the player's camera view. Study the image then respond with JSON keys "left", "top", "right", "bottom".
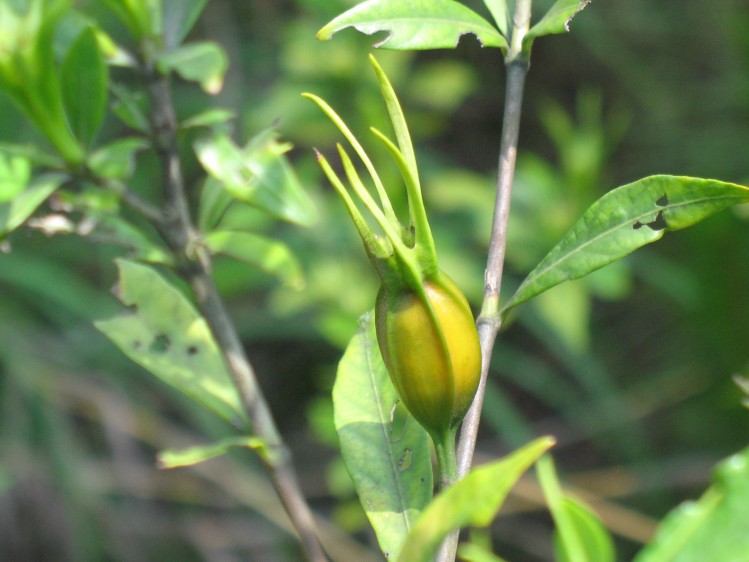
{"left": 144, "top": 72, "right": 327, "bottom": 562}
{"left": 439, "top": 2, "right": 534, "bottom": 561}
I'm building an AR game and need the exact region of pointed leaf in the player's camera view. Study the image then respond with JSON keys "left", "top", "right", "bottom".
{"left": 396, "top": 437, "right": 555, "bottom": 562}
{"left": 95, "top": 259, "right": 245, "bottom": 426}
{"left": 502, "top": 176, "right": 749, "bottom": 316}
{"left": 537, "top": 455, "right": 614, "bottom": 562}
{"left": 482, "top": 0, "right": 510, "bottom": 37}
{"left": 203, "top": 230, "right": 304, "bottom": 289}
{"left": 61, "top": 27, "right": 108, "bottom": 146}
{"left": 91, "top": 216, "right": 173, "bottom": 264}
{"left": 318, "top": 0, "right": 508, "bottom": 51}
{"left": 633, "top": 446, "right": 749, "bottom": 562}
{"left": 333, "top": 311, "right": 433, "bottom": 560}
{"left": 162, "top": 0, "right": 209, "bottom": 49}
{"left": 156, "top": 41, "right": 228, "bottom": 94}
{"left": 0, "top": 173, "right": 66, "bottom": 237}
{"left": 194, "top": 131, "right": 317, "bottom": 227}
{"left": 523, "top": 0, "right": 591, "bottom": 53}
{"left": 158, "top": 435, "right": 265, "bottom": 469}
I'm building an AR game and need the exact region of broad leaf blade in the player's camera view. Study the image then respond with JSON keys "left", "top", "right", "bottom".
{"left": 524, "top": 0, "right": 591, "bottom": 53}
{"left": 318, "top": 0, "right": 508, "bottom": 51}
{"left": 158, "top": 436, "right": 265, "bottom": 469}
{"left": 162, "top": 0, "right": 209, "bottom": 49}
{"left": 502, "top": 176, "right": 749, "bottom": 316}
{"left": 61, "top": 27, "right": 108, "bottom": 146}
{"left": 633, "top": 446, "right": 749, "bottom": 562}
{"left": 194, "top": 131, "right": 317, "bottom": 227}
{"left": 333, "top": 312, "right": 432, "bottom": 560}
{"left": 156, "top": 41, "right": 228, "bottom": 94}
{"left": 0, "top": 173, "right": 66, "bottom": 237}
{"left": 95, "top": 259, "right": 245, "bottom": 426}
{"left": 396, "top": 437, "right": 555, "bottom": 562}
{"left": 203, "top": 230, "right": 304, "bottom": 289}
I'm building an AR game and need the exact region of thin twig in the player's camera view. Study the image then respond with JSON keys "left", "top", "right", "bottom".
{"left": 144, "top": 72, "right": 327, "bottom": 562}
{"left": 439, "top": 2, "right": 534, "bottom": 561}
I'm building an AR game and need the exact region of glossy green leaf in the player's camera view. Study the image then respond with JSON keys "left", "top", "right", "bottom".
{"left": 318, "top": 0, "right": 508, "bottom": 51}
{"left": 61, "top": 27, "right": 108, "bottom": 146}
{"left": 333, "top": 311, "right": 433, "bottom": 560}
{"left": 633, "top": 445, "right": 749, "bottom": 562}
{"left": 396, "top": 437, "right": 555, "bottom": 562}
{"left": 537, "top": 455, "right": 614, "bottom": 562}
{"left": 162, "top": 0, "right": 209, "bottom": 48}
{"left": 0, "top": 173, "right": 66, "bottom": 238}
{"left": 203, "top": 230, "right": 304, "bottom": 289}
{"left": 523, "top": 0, "right": 591, "bottom": 53}
{"left": 482, "top": 0, "right": 510, "bottom": 37}
{"left": 158, "top": 435, "right": 265, "bottom": 469}
{"left": 95, "top": 259, "right": 245, "bottom": 426}
{"left": 502, "top": 176, "right": 749, "bottom": 317}
{"left": 0, "top": 153, "right": 31, "bottom": 203}
{"left": 156, "top": 41, "right": 228, "bottom": 94}
{"left": 194, "top": 131, "right": 317, "bottom": 227}
{"left": 88, "top": 138, "right": 149, "bottom": 179}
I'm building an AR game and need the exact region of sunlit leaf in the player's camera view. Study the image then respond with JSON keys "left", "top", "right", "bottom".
{"left": 396, "top": 437, "right": 555, "bottom": 562}
{"left": 95, "top": 259, "right": 245, "bottom": 426}
{"left": 194, "top": 130, "right": 317, "bottom": 227}
{"left": 157, "top": 41, "right": 228, "bottom": 94}
{"left": 61, "top": 26, "right": 108, "bottom": 146}
{"left": 482, "top": 0, "right": 510, "bottom": 37}
{"left": 524, "top": 0, "right": 591, "bottom": 53}
{"left": 0, "top": 153, "right": 31, "bottom": 203}
{"left": 318, "top": 0, "right": 508, "bottom": 51}
{"left": 633, "top": 446, "right": 749, "bottom": 562}
{"left": 334, "top": 311, "right": 433, "bottom": 560}
{"left": 502, "top": 176, "right": 749, "bottom": 317}
{"left": 204, "top": 230, "right": 304, "bottom": 289}
{"left": 158, "top": 435, "right": 265, "bottom": 469}
{"left": 0, "top": 173, "right": 66, "bottom": 238}
{"left": 182, "top": 108, "right": 236, "bottom": 129}
{"left": 457, "top": 541, "right": 509, "bottom": 562}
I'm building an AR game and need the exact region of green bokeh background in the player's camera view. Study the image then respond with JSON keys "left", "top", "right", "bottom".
{"left": 1, "top": 1, "right": 748, "bottom": 560}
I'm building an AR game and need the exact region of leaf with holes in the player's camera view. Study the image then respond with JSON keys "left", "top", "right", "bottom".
{"left": 502, "top": 176, "right": 749, "bottom": 317}
{"left": 95, "top": 259, "right": 245, "bottom": 426}
{"left": 318, "top": 0, "right": 507, "bottom": 51}
{"left": 333, "top": 311, "right": 432, "bottom": 560}
{"left": 523, "top": 0, "right": 591, "bottom": 53}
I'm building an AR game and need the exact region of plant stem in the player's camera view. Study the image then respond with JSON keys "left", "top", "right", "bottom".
{"left": 144, "top": 71, "right": 327, "bottom": 562}
{"left": 433, "top": 429, "right": 460, "bottom": 562}
{"left": 441, "top": 1, "right": 533, "bottom": 561}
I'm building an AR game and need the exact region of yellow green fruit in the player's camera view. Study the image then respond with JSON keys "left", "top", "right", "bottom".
{"left": 375, "top": 274, "right": 481, "bottom": 438}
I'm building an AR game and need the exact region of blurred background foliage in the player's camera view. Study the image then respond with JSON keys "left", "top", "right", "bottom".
{"left": 1, "top": 0, "right": 749, "bottom": 560}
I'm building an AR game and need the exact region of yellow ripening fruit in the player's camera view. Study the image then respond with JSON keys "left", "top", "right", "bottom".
{"left": 375, "top": 274, "right": 481, "bottom": 438}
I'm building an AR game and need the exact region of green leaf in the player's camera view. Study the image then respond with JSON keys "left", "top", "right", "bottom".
{"left": 156, "top": 41, "right": 228, "bottom": 94}
{"left": 61, "top": 27, "right": 108, "bottom": 146}
{"left": 457, "top": 542, "right": 509, "bottom": 562}
{"left": 318, "top": 0, "right": 508, "bottom": 51}
{"left": 537, "top": 455, "right": 614, "bottom": 562}
{"left": 396, "top": 437, "right": 555, "bottom": 562}
{"left": 162, "top": 0, "right": 209, "bottom": 49}
{"left": 91, "top": 216, "right": 173, "bottom": 264}
{"left": 502, "top": 176, "right": 749, "bottom": 317}
{"left": 95, "top": 259, "right": 245, "bottom": 426}
{"left": 194, "top": 131, "right": 317, "bottom": 227}
{"left": 182, "top": 108, "right": 236, "bottom": 130}
{"left": 102, "top": 0, "right": 160, "bottom": 39}
{"left": 333, "top": 311, "right": 433, "bottom": 560}
{"left": 203, "top": 230, "right": 304, "bottom": 289}
{"left": 523, "top": 0, "right": 591, "bottom": 53}
{"left": 633, "top": 446, "right": 749, "bottom": 562}
{"left": 0, "top": 173, "right": 66, "bottom": 238}
{"left": 157, "top": 435, "right": 265, "bottom": 469}
{"left": 111, "top": 83, "right": 149, "bottom": 132}
{"left": 0, "top": 153, "right": 31, "bottom": 203}
{"left": 482, "top": 0, "right": 510, "bottom": 37}
{"left": 88, "top": 138, "right": 149, "bottom": 179}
